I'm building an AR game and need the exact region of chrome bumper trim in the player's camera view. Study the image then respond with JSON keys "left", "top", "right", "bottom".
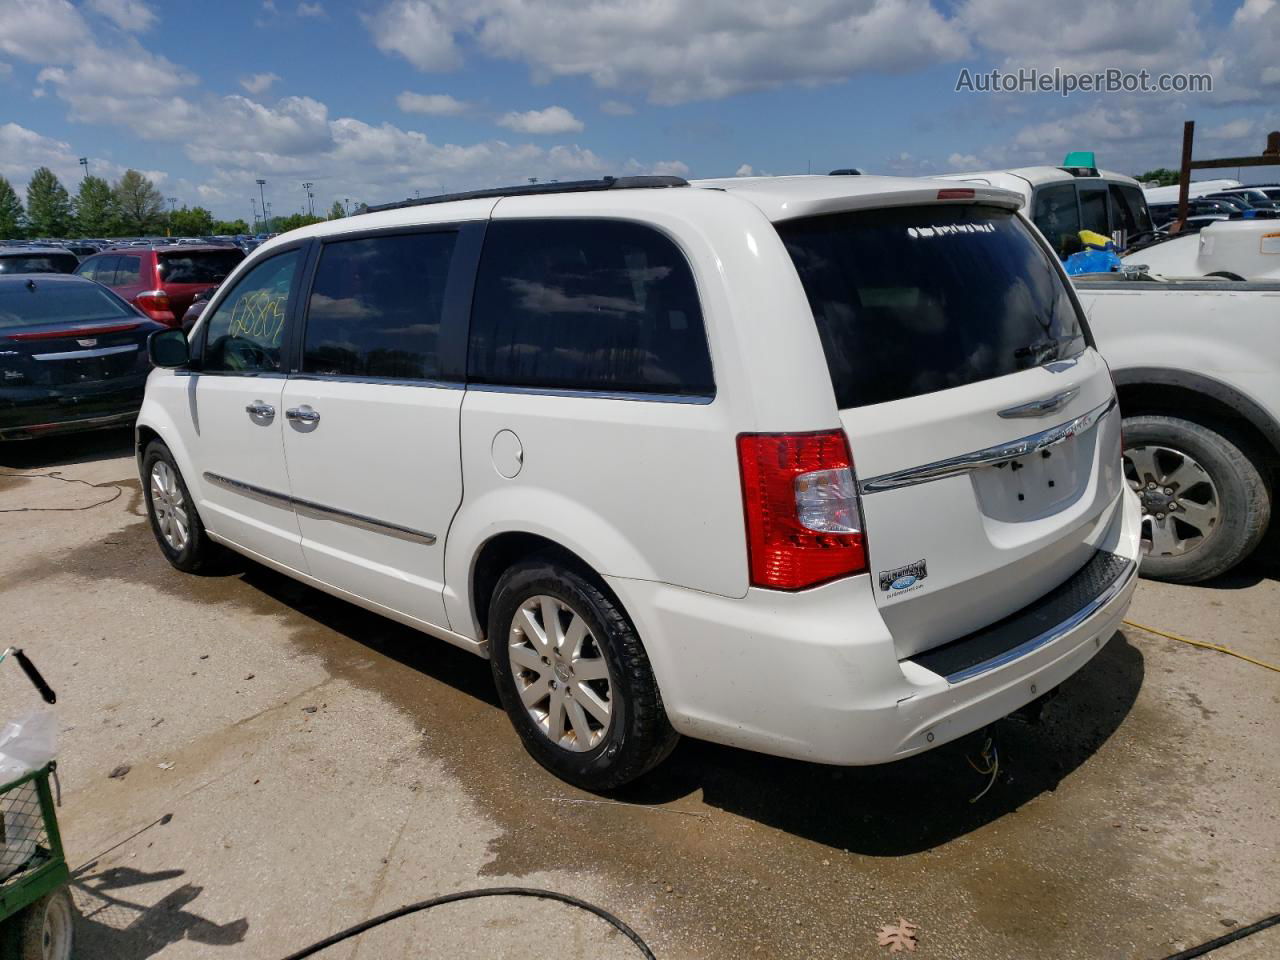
{"left": 944, "top": 557, "right": 1136, "bottom": 684}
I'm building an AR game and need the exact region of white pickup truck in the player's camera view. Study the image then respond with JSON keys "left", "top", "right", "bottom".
{"left": 1123, "top": 218, "right": 1280, "bottom": 281}
{"left": 1074, "top": 274, "right": 1280, "bottom": 582}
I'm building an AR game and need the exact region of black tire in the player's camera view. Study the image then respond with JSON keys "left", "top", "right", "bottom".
{"left": 1, "top": 888, "right": 75, "bottom": 960}
{"left": 141, "top": 440, "right": 221, "bottom": 573}
{"left": 489, "top": 557, "right": 677, "bottom": 791}
{"left": 1123, "top": 415, "right": 1271, "bottom": 583}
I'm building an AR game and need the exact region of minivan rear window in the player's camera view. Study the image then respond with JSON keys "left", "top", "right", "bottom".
{"left": 777, "top": 204, "right": 1087, "bottom": 409}
{"left": 158, "top": 250, "right": 243, "bottom": 284}
{"left": 468, "top": 219, "right": 714, "bottom": 397}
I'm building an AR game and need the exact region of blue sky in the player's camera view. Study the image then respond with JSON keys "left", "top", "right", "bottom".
{"left": 2, "top": 0, "right": 1277, "bottom": 221}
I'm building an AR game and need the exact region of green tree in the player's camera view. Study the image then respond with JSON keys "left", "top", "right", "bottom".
{"left": 273, "top": 212, "right": 325, "bottom": 233}
{"left": 73, "top": 175, "right": 117, "bottom": 236}
{"left": 212, "top": 218, "right": 250, "bottom": 234}
{"left": 113, "top": 169, "right": 165, "bottom": 234}
{"left": 328, "top": 200, "right": 346, "bottom": 219}
{"left": 1136, "top": 168, "right": 1179, "bottom": 187}
{"left": 26, "top": 167, "right": 73, "bottom": 237}
{"left": 0, "top": 176, "right": 24, "bottom": 239}
{"left": 169, "top": 205, "right": 215, "bottom": 236}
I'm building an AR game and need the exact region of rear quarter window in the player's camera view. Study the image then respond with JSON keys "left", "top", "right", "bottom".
{"left": 467, "top": 218, "right": 714, "bottom": 397}
{"left": 777, "top": 204, "right": 1087, "bottom": 409}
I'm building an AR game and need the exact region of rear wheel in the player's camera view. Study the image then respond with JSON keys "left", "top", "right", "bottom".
{"left": 489, "top": 558, "right": 677, "bottom": 790}
{"left": 1, "top": 888, "right": 75, "bottom": 960}
{"left": 1123, "top": 415, "right": 1271, "bottom": 583}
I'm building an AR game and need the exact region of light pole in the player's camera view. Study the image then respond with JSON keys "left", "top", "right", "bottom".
{"left": 79, "top": 157, "right": 88, "bottom": 180}
{"left": 343, "top": 197, "right": 350, "bottom": 216}
{"left": 251, "top": 198, "right": 258, "bottom": 229}
{"left": 255, "top": 179, "right": 266, "bottom": 230}
{"left": 301, "top": 182, "right": 314, "bottom": 217}
{"left": 167, "top": 197, "right": 177, "bottom": 237}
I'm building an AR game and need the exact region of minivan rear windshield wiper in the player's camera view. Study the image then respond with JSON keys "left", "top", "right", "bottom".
{"left": 1013, "top": 335, "right": 1080, "bottom": 365}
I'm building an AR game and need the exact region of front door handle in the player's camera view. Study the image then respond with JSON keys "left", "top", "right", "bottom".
{"left": 285, "top": 405, "right": 320, "bottom": 424}
{"left": 245, "top": 400, "right": 275, "bottom": 419}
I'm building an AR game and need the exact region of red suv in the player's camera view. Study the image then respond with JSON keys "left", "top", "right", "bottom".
{"left": 75, "top": 244, "right": 244, "bottom": 326}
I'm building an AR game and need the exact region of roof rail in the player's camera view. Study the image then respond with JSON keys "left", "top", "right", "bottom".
{"left": 365, "top": 175, "right": 689, "bottom": 213}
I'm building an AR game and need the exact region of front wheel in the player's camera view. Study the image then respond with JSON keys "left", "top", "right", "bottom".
{"left": 1123, "top": 415, "right": 1271, "bottom": 583}
{"left": 489, "top": 558, "right": 677, "bottom": 790}
{"left": 142, "top": 440, "right": 222, "bottom": 573}
{"left": 1, "top": 888, "right": 75, "bottom": 960}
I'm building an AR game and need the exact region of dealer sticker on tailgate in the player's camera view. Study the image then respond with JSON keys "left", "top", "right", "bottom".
{"left": 879, "top": 559, "right": 928, "bottom": 596}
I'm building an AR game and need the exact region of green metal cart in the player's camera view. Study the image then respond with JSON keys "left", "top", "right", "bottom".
{"left": 0, "top": 648, "right": 72, "bottom": 960}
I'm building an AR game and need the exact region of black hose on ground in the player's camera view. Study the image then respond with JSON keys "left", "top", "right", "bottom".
{"left": 1159, "top": 912, "right": 1280, "bottom": 960}
{"left": 277, "top": 886, "right": 657, "bottom": 960}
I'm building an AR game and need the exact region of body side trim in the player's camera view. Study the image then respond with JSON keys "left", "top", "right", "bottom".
{"left": 202, "top": 471, "right": 437, "bottom": 545}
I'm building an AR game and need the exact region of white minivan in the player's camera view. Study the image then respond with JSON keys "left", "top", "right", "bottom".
{"left": 139, "top": 174, "right": 1142, "bottom": 789}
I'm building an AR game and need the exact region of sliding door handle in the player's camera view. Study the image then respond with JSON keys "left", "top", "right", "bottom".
{"left": 285, "top": 405, "right": 320, "bottom": 424}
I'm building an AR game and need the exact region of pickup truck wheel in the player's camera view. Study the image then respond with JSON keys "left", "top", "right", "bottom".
{"left": 142, "top": 440, "right": 221, "bottom": 574}
{"left": 1123, "top": 415, "right": 1271, "bottom": 583}
{"left": 489, "top": 558, "right": 677, "bottom": 791}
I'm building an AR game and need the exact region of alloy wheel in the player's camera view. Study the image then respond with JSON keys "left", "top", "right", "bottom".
{"left": 508, "top": 595, "right": 613, "bottom": 752}
{"left": 150, "top": 460, "right": 190, "bottom": 553}
{"left": 1124, "top": 443, "right": 1220, "bottom": 557}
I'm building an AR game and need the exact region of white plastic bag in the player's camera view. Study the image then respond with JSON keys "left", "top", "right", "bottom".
{"left": 0, "top": 712, "right": 56, "bottom": 882}
{"left": 0, "top": 711, "right": 57, "bottom": 783}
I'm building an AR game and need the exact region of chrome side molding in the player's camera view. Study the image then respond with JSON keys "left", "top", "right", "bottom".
{"left": 998, "top": 387, "right": 1080, "bottom": 419}
{"left": 202, "top": 472, "right": 437, "bottom": 545}
{"left": 860, "top": 395, "right": 1117, "bottom": 494}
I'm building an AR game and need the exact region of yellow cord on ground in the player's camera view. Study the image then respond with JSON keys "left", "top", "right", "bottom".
{"left": 1123, "top": 619, "right": 1280, "bottom": 673}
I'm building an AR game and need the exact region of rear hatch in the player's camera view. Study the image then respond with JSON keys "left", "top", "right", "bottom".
{"left": 155, "top": 248, "right": 243, "bottom": 316}
{"left": 777, "top": 203, "right": 1124, "bottom": 658}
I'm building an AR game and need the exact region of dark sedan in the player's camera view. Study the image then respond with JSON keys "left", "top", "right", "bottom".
{"left": 0, "top": 246, "right": 81, "bottom": 275}
{"left": 0, "top": 274, "right": 165, "bottom": 440}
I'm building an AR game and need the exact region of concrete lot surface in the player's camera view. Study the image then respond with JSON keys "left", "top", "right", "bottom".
{"left": 1, "top": 429, "right": 1277, "bottom": 959}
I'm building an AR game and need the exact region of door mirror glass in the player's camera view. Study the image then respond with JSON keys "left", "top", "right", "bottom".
{"left": 149, "top": 328, "right": 190, "bottom": 368}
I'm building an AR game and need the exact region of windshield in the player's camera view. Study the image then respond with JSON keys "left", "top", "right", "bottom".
{"left": 0, "top": 282, "right": 136, "bottom": 329}
{"left": 157, "top": 250, "right": 243, "bottom": 284}
{"left": 777, "top": 204, "right": 1088, "bottom": 409}
{"left": 0, "top": 253, "right": 79, "bottom": 274}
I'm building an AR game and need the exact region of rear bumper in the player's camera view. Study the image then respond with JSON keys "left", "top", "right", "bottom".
{"left": 607, "top": 486, "right": 1142, "bottom": 766}
{"left": 0, "top": 378, "right": 146, "bottom": 440}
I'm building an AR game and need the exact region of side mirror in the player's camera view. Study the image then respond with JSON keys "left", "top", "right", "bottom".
{"left": 148, "top": 328, "right": 191, "bottom": 369}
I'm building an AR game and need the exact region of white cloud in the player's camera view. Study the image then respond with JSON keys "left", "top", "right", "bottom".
{"left": 0, "top": 121, "right": 149, "bottom": 194}
{"left": 361, "top": 0, "right": 969, "bottom": 104}
{"left": 734, "top": 163, "right": 754, "bottom": 177}
{"left": 397, "top": 91, "right": 471, "bottom": 115}
{"left": 363, "top": 0, "right": 462, "bottom": 72}
{"left": 496, "top": 105, "right": 583, "bottom": 135}
{"left": 948, "top": 152, "right": 981, "bottom": 169}
{"left": 85, "top": 0, "right": 158, "bottom": 32}
{"left": 1205, "top": 118, "right": 1255, "bottom": 140}
{"left": 0, "top": 0, "right": 90, "bottom": 62}
{"left": 297, "top": 1, "right": 325, "bottom": 16}
{"left": 957, "top": 0, "right": 1203, "bottom": 73}
{"left": 599, "top": 99, "right": 634, "bottom": 116}
{"left": 241, "top": 72, "right": 281, "bottom": 95}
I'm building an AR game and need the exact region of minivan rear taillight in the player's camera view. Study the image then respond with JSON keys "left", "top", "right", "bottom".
{"left": 134, "top": 290, "right": 176, "bottom": 325}
{"left": 737, "top": 430, "right": 867, "bottom": 590}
